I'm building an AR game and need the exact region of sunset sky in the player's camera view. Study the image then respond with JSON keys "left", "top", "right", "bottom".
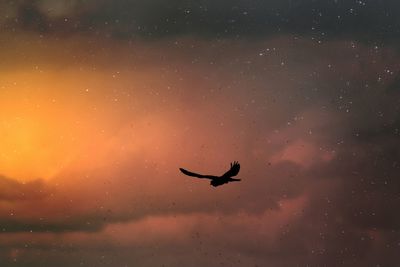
{"left": 1, "top": 1, "right": 400, "bottom": 266}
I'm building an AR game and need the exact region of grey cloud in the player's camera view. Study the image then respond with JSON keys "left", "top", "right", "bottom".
{"left": 1, "top": 0, "right": 400, "bottom": 41}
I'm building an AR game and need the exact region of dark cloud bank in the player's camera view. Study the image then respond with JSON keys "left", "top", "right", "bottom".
{"left": 1, "top": 0, "right": 400, "bottom": 41}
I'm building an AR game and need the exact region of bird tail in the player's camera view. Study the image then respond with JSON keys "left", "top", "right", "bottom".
{"left": 230, "top": 178, "right": 241, "bottom": 182}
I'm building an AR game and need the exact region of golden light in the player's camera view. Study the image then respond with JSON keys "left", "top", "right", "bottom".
{"left": 0, "top": 71, "right": 101, "bottom": 182}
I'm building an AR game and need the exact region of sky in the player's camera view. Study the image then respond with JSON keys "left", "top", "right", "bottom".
{"left": 0, "top": 0, "right": 400, "bottom": 266}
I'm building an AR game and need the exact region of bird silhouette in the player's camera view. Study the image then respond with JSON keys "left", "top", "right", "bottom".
{"left": 179, "top": 161, "right": 241, "bottom": 187}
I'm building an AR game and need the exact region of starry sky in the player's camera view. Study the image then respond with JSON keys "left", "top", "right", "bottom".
{"left": 0, "top": 1, "right": 400, "bottom": 266}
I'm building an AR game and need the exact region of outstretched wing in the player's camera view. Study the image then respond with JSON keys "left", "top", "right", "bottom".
{"left": 222, "top": 161, "right": 240, "bottom": 177}
{"left": 179, "top": 168, "right": 218, "bottom": 179}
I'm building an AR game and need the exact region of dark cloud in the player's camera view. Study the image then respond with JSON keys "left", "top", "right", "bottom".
{"left": 1, "top": 0, "right": 400, "bottom": 41}
{"left": 0, "top": 175, "right": 47, "bottom": 201}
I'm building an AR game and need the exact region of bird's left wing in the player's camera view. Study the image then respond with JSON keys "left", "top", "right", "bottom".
{"left": 179, "top": 168, "right": 218, "bottom": 179}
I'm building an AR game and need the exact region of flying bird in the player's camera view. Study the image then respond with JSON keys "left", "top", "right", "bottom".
{"left": 179, "top": 161, "right": 241, "bottom": 187}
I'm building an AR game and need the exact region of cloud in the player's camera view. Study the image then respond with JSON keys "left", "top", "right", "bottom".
{"left": 0, "top": 175, "right": 47, "bottom": 201}
{"left": 1, "top": 0, "right": 400, "bottom": 41}
{"left": 0, "top": 197, "right": 308, "bottom": 266}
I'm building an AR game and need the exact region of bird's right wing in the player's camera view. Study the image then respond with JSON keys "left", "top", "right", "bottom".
{"left": 222, "top": 161, "right": 240, "bottom": 177}
{"left": 179, "top": 168, "right": 218, "bottom": 179}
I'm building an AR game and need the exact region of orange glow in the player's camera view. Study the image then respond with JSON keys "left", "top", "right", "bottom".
{"left": 0, "top": 70, "right": 116, "bottom": 181}
{"left": 0, "top": 63, "right": 188, "bottom": 182}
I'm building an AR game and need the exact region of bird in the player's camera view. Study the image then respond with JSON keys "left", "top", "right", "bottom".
{"left": 179, "top": 161, "right": 241, "bottom": 187}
